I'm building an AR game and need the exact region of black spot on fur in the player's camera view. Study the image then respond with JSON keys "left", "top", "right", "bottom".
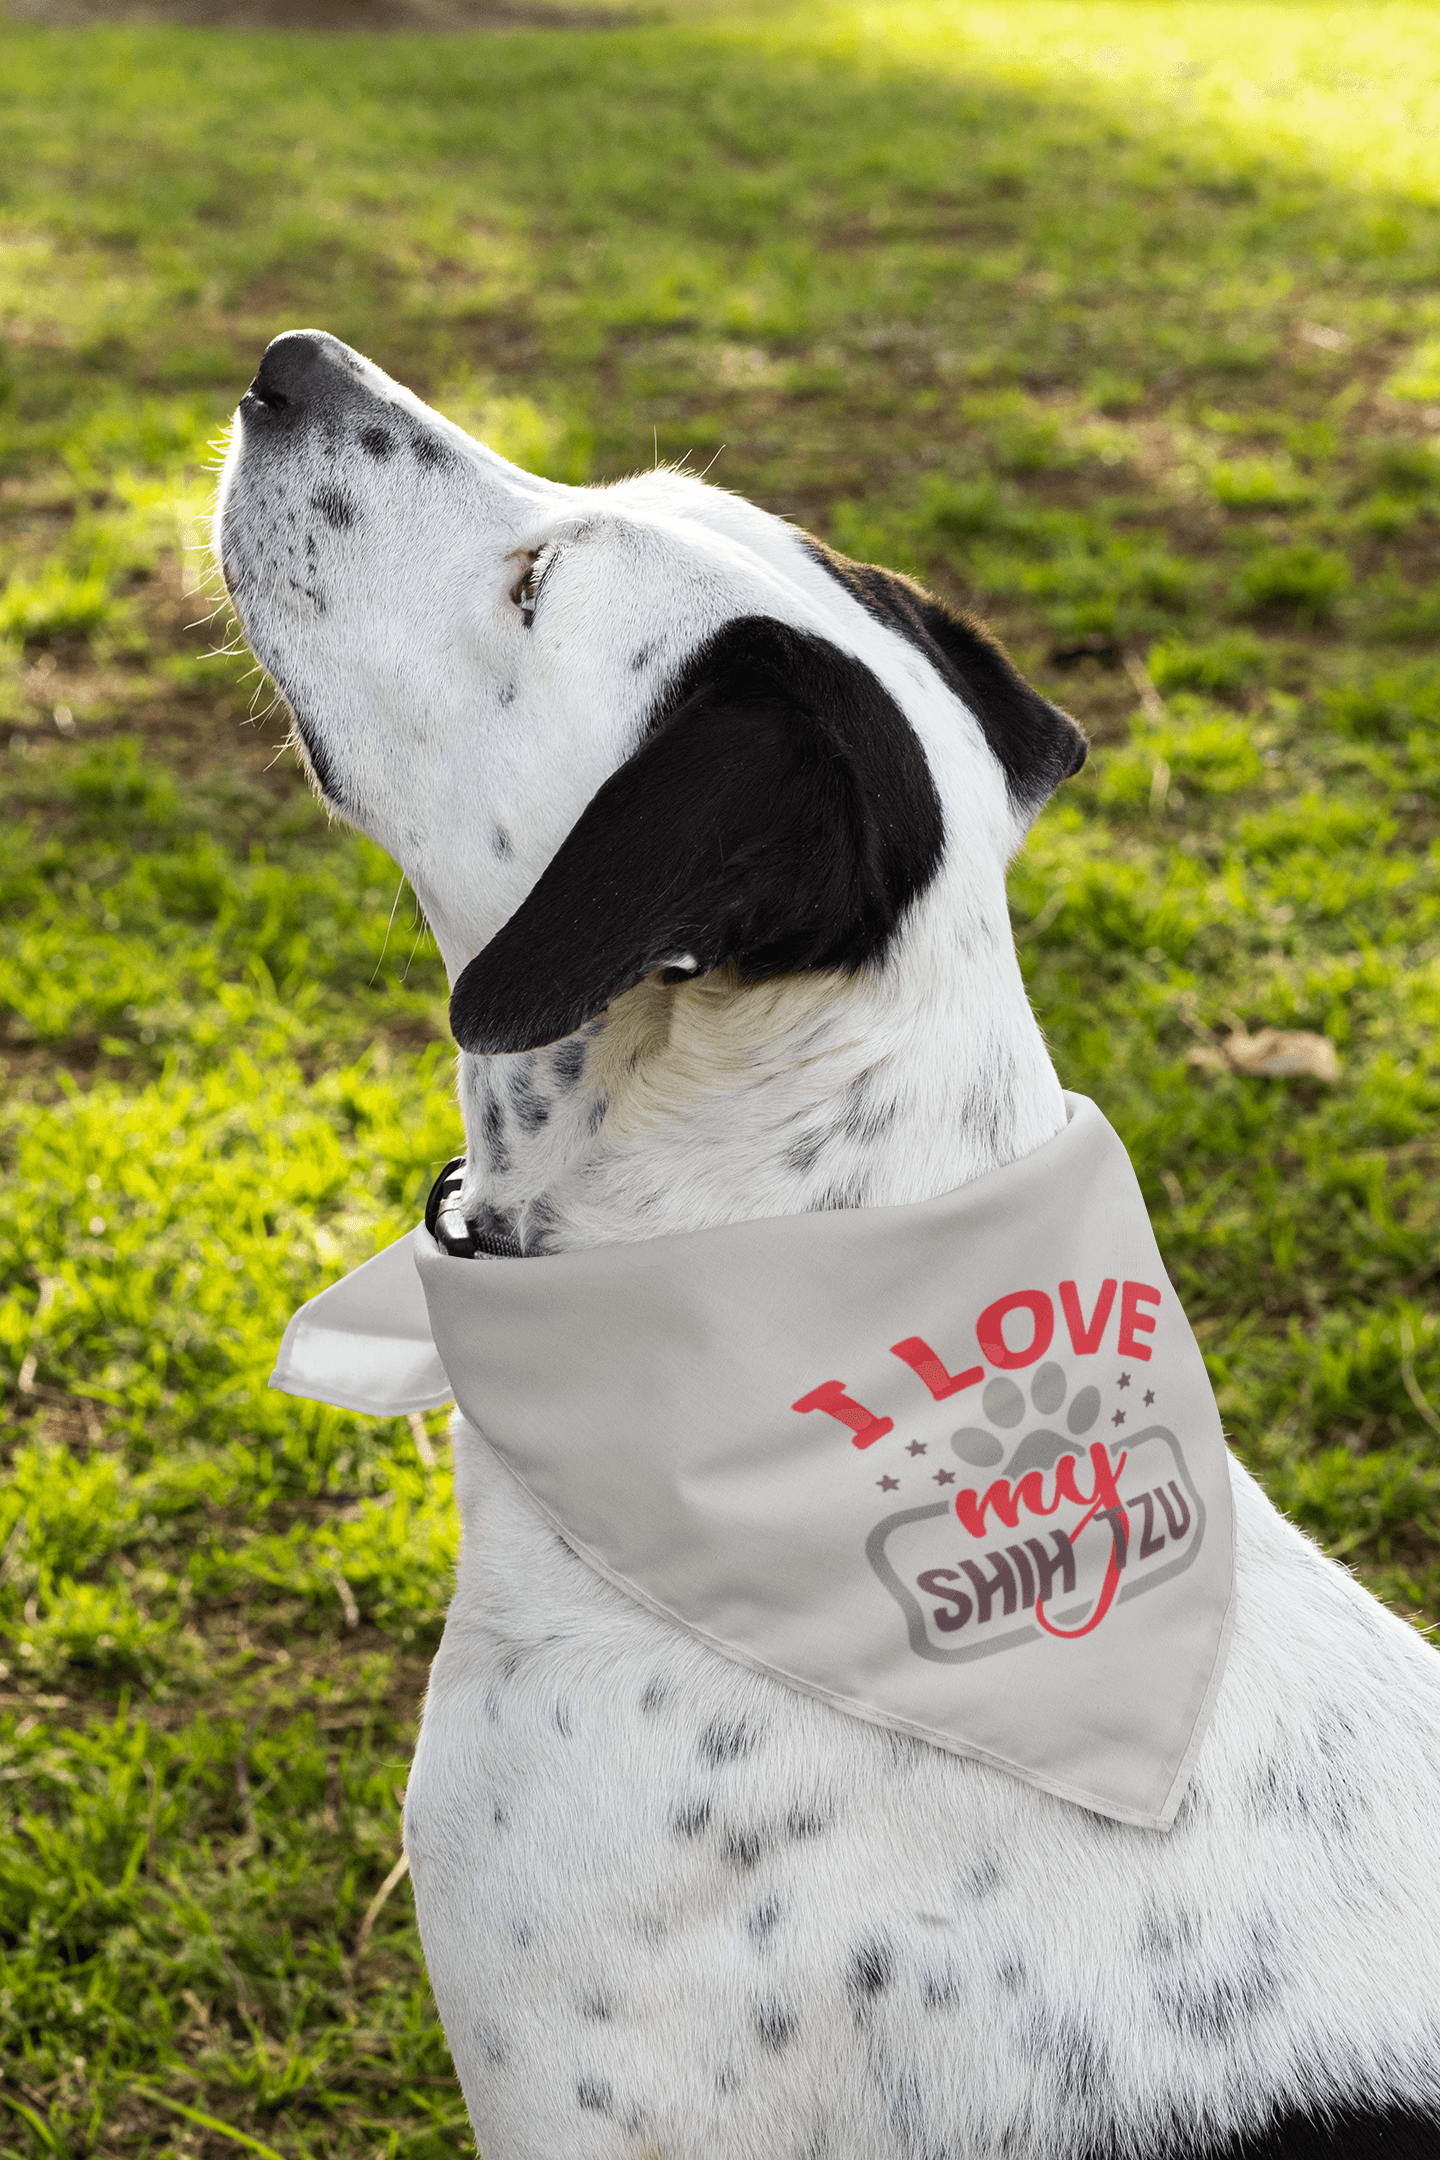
{"left": 1163, "top": 1938, "right": 1282, "bottom": 2047}
{"left": 492, "top": 1800, "right": 508, "bottom": 1829}
{"left": 576, "top": 2076, "right": 612, "bottom": 2114}
{"left": 581, "top": 1993, "right": 612, "bottom": 2021}
{"left": 632, "top": 644, "right": 654, "bottom": 671}
{"left": 753, "top": 1998, "right": 797, "bottom": 2049}
{"left": 747, "top": 1895, "right": 782, "bottom": 1947}
{"left": 699, "top": 1718, "right": 755, "bottom": 1767}
{"left": 1169, "top": 1771, "right": 1208, "bottom": 1830}
{"left": 491, "top": 825, "right": 513, "bottom": 859}
{"left": 310, "top": 484, "right": 357, "bottom": 531}
{"left": 884, "top": 2068, "right": 939, "bottom": 2150}
{"left": 843, "top": 1068, "right": 898, "bottom": 1144}
{"left": 525, "top": 1194, "right": 557, "bottom": 1238}
{"left": 587, "top": 1094, "right": 608, "bottom": 1135}
{"left": 672, "top": 1795, "right": 712, "bottom": 1838}
{"left": 498, "top": 681, "right": 517, "bottom": 708}
{"left": 726, "top": 1828, "right": 763, "bottom": 1869}
{"left": 639, "top": 1674, "right": 668, "bottom": 1714}
{"left": 509, "top": 1063, "right": 550, "bottom": 1133}
{"left": 921, "top": 1964, "right": 964, "bottom": 2010}
{"left": 449, "top": 616, "right": 946, "bottom": 1055}
{"left": 510, "top": 1916, "right": 534, "bottom": 1948}
{"left": 787, "top": 1129, "right": 827, "bottom": 1176}
{"left": 1248, "top": 1705, "right": 1362, "bottom": 1836}
{"left": 1139, "top": 1906, "right": 1197, "bottom": 1961}
{"left": 480, "top": 2026, "right": 509, "bottom": 2067}
{"left": 481, "top": 1091, "right": 511, "bottom": 1175}
{"left": 962, "top": 1856, "right": 1003, "bottom": 1900}
{"left": 802, "top": 536, "right": 1087, "bottom": 810}
{"left": 1019, "top": 2002, "right": 1113, "bottom": 2106}
{"left": 358, "top": 425, "right": 394, "bottom": 460}
{"left": 553, "top": 1699, "right": 573, "bottom": 1737}
{"left": 849, "top": 1936, "right": 893, "bottom": 1997}
{"left": 410, "top": 429, "right": 452, "bottom": 470}
{"left": 786, "top": 1802, "right": 832, "bottom": 1841}
{"left": 553, "top": 1037, "right": 587, "bottom": 1089}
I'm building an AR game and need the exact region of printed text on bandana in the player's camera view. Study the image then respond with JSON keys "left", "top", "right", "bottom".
{"left": 793, "top": 1277, "right": 1205, "bottom": 1663}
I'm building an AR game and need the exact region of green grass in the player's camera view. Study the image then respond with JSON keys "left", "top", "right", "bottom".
{"left": 5, "top": 0, "right": 1440, "bottom": 2149}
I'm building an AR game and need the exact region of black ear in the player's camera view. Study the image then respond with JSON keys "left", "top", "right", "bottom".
{"left": 449, "top": 616, "right": 944, "bottom": 1056}
{"left": 801, "top": 540, "right": 1087, "bottom": 807}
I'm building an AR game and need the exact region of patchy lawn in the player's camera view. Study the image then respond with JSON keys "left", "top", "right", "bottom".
{"left": 4, "top": 1, "right": 1440, "bottom": 2149}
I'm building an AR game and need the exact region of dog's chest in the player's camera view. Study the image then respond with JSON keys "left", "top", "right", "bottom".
{"left": 402, "top": 1426, "right": 1440, "bottom": 2160}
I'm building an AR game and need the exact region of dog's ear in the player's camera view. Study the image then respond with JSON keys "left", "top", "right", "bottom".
{"left": 801, "top": 541, "right": 1087, "bottom": 809}
{"left": 449, "top": 616, "right": 944, "bottom": 1056}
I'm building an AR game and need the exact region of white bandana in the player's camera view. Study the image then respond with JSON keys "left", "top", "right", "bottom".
{"left": 272, "top": 1094, "right": 1235, "bottom": 1829}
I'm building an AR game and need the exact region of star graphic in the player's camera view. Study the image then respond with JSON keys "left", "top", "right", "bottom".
{"left": 933, "top": 1468, "right": 955, "bottom": 1486}
{"left": 1117, "top": 1372, "right": 1131, "bottom": 1390}
{"left": 1144, "top": 1389, "right": 1155, "bottom": 1407}
{"left": 878, "top": 1475, "right": 900, "bottom": 1492}
{"left": 907, "top": 1440, "right": 928, "bottom": 1457}
{"left": 1112, "top": 1409, "right": 1126, "bottom": 1427}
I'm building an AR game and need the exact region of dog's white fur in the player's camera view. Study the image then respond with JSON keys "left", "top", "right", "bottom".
{"left": 217, "top": 334, "right": 1440, "bottom": 2159}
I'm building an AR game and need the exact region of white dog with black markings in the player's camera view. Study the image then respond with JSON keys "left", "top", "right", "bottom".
{"left": 216, "top": 331, "right": 1440, "bottom": 2160}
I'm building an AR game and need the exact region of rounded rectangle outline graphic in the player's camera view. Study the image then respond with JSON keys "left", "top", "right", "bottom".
{"left": 865, "top": 1424, "right": 1205, "bottom": 1664}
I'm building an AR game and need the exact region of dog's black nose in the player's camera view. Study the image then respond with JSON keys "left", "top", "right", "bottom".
{"left": 245, "top": 330, "right": 357, "bottom": 416}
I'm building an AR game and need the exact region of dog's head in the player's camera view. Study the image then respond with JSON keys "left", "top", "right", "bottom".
{"left": 215, "top": 330, "right": 1084, "bottom": 1059}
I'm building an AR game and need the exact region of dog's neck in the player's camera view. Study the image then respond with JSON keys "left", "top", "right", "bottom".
{"left": 451, "top": 860, "right": 1066, "bottom": 1254}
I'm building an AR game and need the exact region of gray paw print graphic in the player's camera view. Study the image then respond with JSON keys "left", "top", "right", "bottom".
{"left": 950, "top": 1361, "right": 1103, "bottom": 1477}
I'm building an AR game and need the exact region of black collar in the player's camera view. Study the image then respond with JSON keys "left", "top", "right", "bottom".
{"left": 424, "top": 1157, "right": 525, "bottom": 1260}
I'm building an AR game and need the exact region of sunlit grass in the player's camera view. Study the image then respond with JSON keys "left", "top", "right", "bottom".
{"left": 5, "top": 1, "right": 1440, "bottom": 2151}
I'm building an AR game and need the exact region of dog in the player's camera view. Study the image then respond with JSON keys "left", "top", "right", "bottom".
{"left": 216, "top": 330, "right": 1440, "bottom": 2160}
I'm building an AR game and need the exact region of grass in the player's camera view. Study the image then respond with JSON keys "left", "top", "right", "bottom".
{"left": 4, "top": 0, "right": 1440, "bottom": 2147}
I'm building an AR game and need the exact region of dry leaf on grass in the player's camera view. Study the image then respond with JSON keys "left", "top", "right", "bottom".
{"left": 1188, "top": 1028, "right": 1341, "bottom": 1082}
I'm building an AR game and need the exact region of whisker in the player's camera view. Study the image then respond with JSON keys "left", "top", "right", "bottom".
{"left": 370, "top": 874, "right": 408, "bottom": 985}
{"left": 401, "top": 896, "right": 436, "bottom": 982}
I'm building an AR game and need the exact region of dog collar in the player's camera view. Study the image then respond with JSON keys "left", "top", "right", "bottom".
{"left": 272, "top": 1094, "right": 1235, "bottom": 1829}
{"left": 425, "top": 1156, "right": 525, "bottom": 1260}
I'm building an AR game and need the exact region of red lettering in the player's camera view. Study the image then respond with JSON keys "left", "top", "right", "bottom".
{"left": 957, "top": 1478, "right": 1016, "bottom": 1538}
{"left": 974, "top": 1290, "right": 1053, "bottom": 1371}
{"left": 1037, "top": 1541, "right": 1124, "bottom": 1639}
{"left": 890, "top": 1336, "right": 983, "bottom": 1402}
{"left": 790, "top": 1380, "right": 894, "bottom": 1450}
{"left": 1118, "top": 1280, "right": 1161, "bottom": 1362}
{"left": 1036, "top": 1444, "right": 1129, "bottom": 1639}
{"left": 955, "top": 1441, "right": 1131, "bottom": 1642}
{"left": 956, "top": 1468, "right": 1062, "bottom": 1540}
{"left": 1058, "top": 1278, "right": 1117, "bottom": 1356}
{"left": 1052, "top": 1440, "right": 1126, "bottom": 1519}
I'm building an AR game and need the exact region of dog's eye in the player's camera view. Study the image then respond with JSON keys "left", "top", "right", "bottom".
{"left": 511, "top": 548, "right": 551, "bottom": 627}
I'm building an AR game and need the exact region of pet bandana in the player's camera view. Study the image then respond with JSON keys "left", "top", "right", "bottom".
{"left": 271, "top": 1093, "right": 1235, "bottom": 1829}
